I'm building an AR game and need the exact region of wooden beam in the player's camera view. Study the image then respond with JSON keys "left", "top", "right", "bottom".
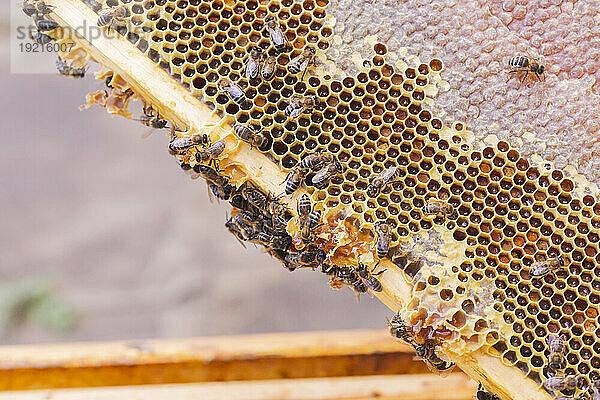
{"left": 0, "top": 330, "right": 432, "bottom": 390}
{"left": 0, "top": 374, "right": 475, "bottom": 400}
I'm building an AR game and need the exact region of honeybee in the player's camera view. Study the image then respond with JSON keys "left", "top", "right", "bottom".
{"left": 56, "top": 56, "right": 86, "bottom": 78}
{"left": 254, "top": 232, "right": 291, "bottom": 251}
{"left": 543, "top": 374, "right": 579, "bottom": 393}
{"left": 97, "top": 6, "right": 127, "bottom": 29}
{"left": 547, "top": 334, "right": 567, "bottom": 371}
{"left": 355, "top": 263, "right": 385, "bottom": 292}
{"left": 233, "top": 124, "right": 267, "bottom": 149}
{"left": 29, "top": 30, "right": 53, "bottom": 45}
{"left": 422, "top": 199, "right": 457, "bottom": 219}
{"left": 208, "top": 181, "right": 233, "bottom": 200}
{"left": 21, "top": 0, "right": 54, "bottom": 17}
{"left": 321, "top": 263, "right": 340, "bottom": 277}
{"left": 337, "top": 266, "right": 368, "bottom": 294}
{"left": 530, "top": 256, "right": 565, "bottom": 277}
{"left": 239, "top": 182, "right": 269, "bottom": 211}
{"left": 387, "top": 312, "right": 414, "bottom": 343}
{"left": 285, "top": 95, "right": 318, "bottom": 119}
{"left": 264, "top": 15, "right": 286, "bottom": 54}
{"left": 196, "top": 165, "right": 232, "bottom": 200}
{"left": 297, "top": 194, "right": 321, "bottom": 243}
{"left": 168, "top": 129, "right": 209, "bottom": 155}
{"left": 475, "top": 383, "right": 500, "bottom": 400}
{"left": 136, "top": 106, "right": 168, "bottom": 130}
{"left": 226, "top": 215, "right": 247, "bottom": 245}
{"left": 367, "top": 166, "right": 401, "bottom": 197}
{"left": 312, "top": 161, "right": 343, "bottom": 188}
{"left": 509, "top": 56, "right": 545, "bottom": 82}
{"left": 415, "top": 341, "right": 455, "bottom": 374}
{"left": 195, "top": 139, "right": 226, "bottom": 166}
{"left": 218, "top": 78, "right": 247, "bottom": 107}
{"left": 284, "top": 249, "right": 326, "bottom": 271}
{"left": 301, "top": 210, "right": 322, "bottom": 243}
{"left": 297, "top": 194, "right": 312, "bottom": 219}
{"left": 35, "top": 19, "right": 59, "bottom": 31}
{"left": 245, "top": 46, "right": 263, "bottom": 80}
{"left": 299, "top": 150, "right": 335, "bottom": 171}
{"left": 287, "top": 46, "right": 316, "bottom": 80}
{"left": 593, "top": 379, "right": 600, "bottom": 400}
{"left": 284, "top": 167, "right": 307, "bottom": 195}
{"left": 261, "top": 54, "right": 277, "bottom": 80}
{"left": 266, "top": 195, "right": 289, "bottom": 220}
{"left": 374, "top": 221, "right": 392, "bottom": 259}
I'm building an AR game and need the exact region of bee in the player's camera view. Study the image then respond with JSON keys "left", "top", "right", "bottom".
{"left": 387, "top": 312, "right": 414, "bottom": 343}
{"left": 297, "top": 194, "right": 312, "bottom": 219}
{"left": 547, "top": 334, "right": 567, "bottom": 371}
{"left": 299, "top": 150, "right": 335, "bottom": 171}
{"left": 97, "top": 6, "right": 127, "bottom": 28}
{"left": 367, "top": 166, "right": 401, "bottom": 197}
{"left": 285, "top": 94, "right": 318, "bottom": 119}
{"left": 415, "top": 341, "right": 455, "bottom": 374}
{"left": 374, "top": 221, "right": 392, "bottom": 259}
{"left": 230, "top": 192, "right": 249, "bottom": 210}
{"left": 509, "top": 56, "right": 545, "bottom": 82}
{"left": 245, "top": 46, "right": 263, "bottom": 80}
{"left": 261, "top": 54, "right": 277, "bottom": 80}
{"left": 530, "top": 256, "right": 565, "bottom": 278}
{"left": 312, "top": 161, "right": 343, "bottom": 188}
{"left": 226, "top": 212, "right": 259, "bottom": 244}
{"left": 593, "top": 379, "right": 600, "bottom": 400}
{"left": 29, "top": 30, "right": 53, "bottom": 45}
{"left": 266, "top": 195, "right": 290, "bottom": 221}
{"left": 35, "top": 19, "right": 59, "bottom": 31}
{"left": 287, "top": 46, "right": 316, "bottom": 80}
{"left": 208, "top": 181, "right": 233, "bottom": 200}
{"left": 475, "top": 383, "right": 500, "bottom": 400}
{"left": 254, "top": 232, "right": 291, "bottom": 251}
{"left": 56, "top": 56, "right": 86, "bottom": 78}
{"left": 233, "top": 124, "right": 267, "bottom": 149}
{"left": 239, "top": 182, "right": 269, "bottom": 211}
{"left": 21, "top": 0, "right": 54, "bottom": 17}
{"left": 168, "top": 131, "right": 209, "bottom": 155}
{"left": 218, "top": 78, "right": 247, "bottom": 107}
{"left": 136, "top": 106, "right": 168, "bottom": 130}
{"left": 297, "top": 194, "right": 321, "bottom": 243}
{"left": 543, "top": 374, "right": 579, "bottom": 393}
{"left": 301, "top": 210, "right": 322, "bottom": 244}
{"left": 284, "top": 249, "right": 326, "bottom": 271}
{"left": 337, "top": 266, "right": 367, "bottom": 294}
{"left": 284, "top": 167, "right": 307, "bottom": 195}
{"left": 195, "top": 139, "right": 226, "bottom": 166}
{"left": 422, "top": 199, "right": 457, "bottom": 219}
{"left": 321, "top": 263, "right": 340, "bottom": 277}
{"left": 355, "top": 263, "right": 385, "bottom": 292}
{"left": 195, "top": 164, "right": 230, "bottom": 190}
{"left": 264, "top": 15, "right": 286, "bottom": 54}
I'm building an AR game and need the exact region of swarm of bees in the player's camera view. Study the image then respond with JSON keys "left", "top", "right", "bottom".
{"left": 35, "top": 4, "right": 583, "bottom": 396}
{"left": 22, "top": 0, "right": 59, "bottom": 44}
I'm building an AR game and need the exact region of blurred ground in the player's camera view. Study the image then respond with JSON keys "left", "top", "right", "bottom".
{"left": 0, "top": 13, "right": 389, "bottom": 344}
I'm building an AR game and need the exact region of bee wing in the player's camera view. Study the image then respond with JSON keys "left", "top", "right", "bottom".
{"left": 140, "top": 128, "right": 155, "bottom": 139}
{"left": 311, "top": 168, "right": 327, "bottom": 185}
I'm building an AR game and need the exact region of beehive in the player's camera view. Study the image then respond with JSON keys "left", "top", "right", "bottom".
{"left": 30, "top": 0, "right": 600, "bottom": 399}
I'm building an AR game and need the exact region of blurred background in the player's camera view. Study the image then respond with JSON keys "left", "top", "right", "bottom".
{"left": 0, "top": 5, "right": 388, "bottom": 345}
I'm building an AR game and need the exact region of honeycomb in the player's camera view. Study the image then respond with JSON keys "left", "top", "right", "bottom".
{"left": 324, "top": 0, "right": 600, "bottom": 186}
{"left": 35, "top": 0, "right": 600, "bottom": 398}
